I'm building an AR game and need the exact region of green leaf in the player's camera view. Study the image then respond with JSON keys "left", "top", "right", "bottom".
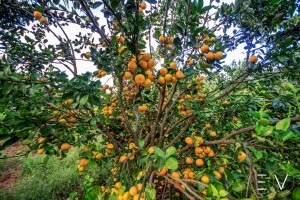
{"left": 219, "top": 190, "right": 229, "bottom": 197}
{"left": 145, "top": 187, "right": 156, "bottom": 200}
{"left": 247, "top": 146, "right": 263, "bottom": 160}
{"left": 275, "top": 118, "right": 290, "bottom": 132}
{"left": 292, "top": 187, "right": 300, "bottom": 200}
{"left": 165, "top": 157, "right": 178, "bottom": 170}
{"left": 165, "top": 146, "right": 176, "bottom": 157}
{"left": 53, "top": 0, "right": 60, "bottom": 5}
{"left": 2, "top": 83, "right": 13, "bottom": 95}
{"left": 108, "top": 192, "right": 117, "bottom": 200}
{"left": 255, "top": 124, "right": 273, "bottom": 136}
{"left": 232, "top": 180, "right": 246, "bottom": 193}
{"left": 92, "top": 1, "right": 102, "bottom": 9}
{"left": 281, "top": 82, "right": 296, "bottom": 93}
{"left": 138, "top": 140, "right": 145, "bottom": 148}
{"left": 208, "top": 184, "right": 219, "bottom": 196}
{"left": 277, "top": 55, "right": 288, "bottom": 63}
{"left": 153, "top": 146, "right": 166, "bottom": 158}
{"left": 80, "top": 94, "right": 89, "bottom": 106}
{"left": 281, "top": 130, "right": 295, "bottom": 142}
{"left": 137, "top": 155, "right": 148, "bottom": 166}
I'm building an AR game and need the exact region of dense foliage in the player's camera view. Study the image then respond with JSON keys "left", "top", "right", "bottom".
{"left": 0, "top": 0, "right": 300, "bottom": 199}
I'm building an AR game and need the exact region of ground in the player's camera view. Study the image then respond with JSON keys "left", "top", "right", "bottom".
{"left": 0, "top": 141, "right": 28, "bottom": 190}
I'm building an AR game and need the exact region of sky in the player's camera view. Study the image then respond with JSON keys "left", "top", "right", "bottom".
{"left": 27, "top": 0, "right": 241, "bottom": 83}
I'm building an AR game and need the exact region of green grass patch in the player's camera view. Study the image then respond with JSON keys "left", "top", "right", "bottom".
{"left": 0, "top": 148, "right": 113, "bottom": 200}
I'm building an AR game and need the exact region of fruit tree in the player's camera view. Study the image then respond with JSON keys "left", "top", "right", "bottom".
{"left": 0, "top": 0, "right": 300, "bottom": 199}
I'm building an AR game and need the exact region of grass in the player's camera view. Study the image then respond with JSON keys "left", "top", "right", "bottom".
{"left": 0, "top": 148, "right": 113, "bottom": 200}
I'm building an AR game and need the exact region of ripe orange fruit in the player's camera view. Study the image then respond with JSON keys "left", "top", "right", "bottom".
{"left": 203, "top": 147, "right": 211, "bottom": 154}
{"left": 147, "top": 59, "right": 154, "bottom": 68}
{"left": 238, "top": 151, "right": 247, "bottom": 162}
{"left": 185, "top": 137, "right": 193, "bottom": 145}
{"left": 79, "top": 158, "right": 89, "bottom": 167}
{"left": 195, "top": 147, "right": 203, "bottom": 154}
{"left": 138, "top": 104, "right": 148, "bottom": 112}
{"left": 95, "top": 153, "right": 103, "bottom": 159}
{"left": 38, "top": 148, "right": 45, "bottom": 154}
{"left": 206, "top": 52, "right": 215, "bottom": 60}
{"left": 78, "top": 166, "right": 85, "bottom": 172}
{"left": 115, "top": 182, "right": 122, "bottom": 189}
{"left": 144, "top": 78, "right": 152, "bottom": 87}
{"left": 140, "top": 1, "right": 147, "bottom": 9}
{"left": 164, "top": 74, "right": 172, "bottom": 82}
{"left": 39, "top": 17, "right": 47, "bottom": 24}
{"left": 157, "top": 76, "right": 165, "bottom": 84}
{"left": 188, "top": 171, "right": 194, "bottom": 179}
{"left": 156, "top": 166, "right": 168, "bottom": 177}
{"left": 201, "top": 45, "right": 209, "bottom": 53}
{"left": 148, "top": 147, "right": 154, "bottom": 154}
{"left": 175, "top": 71, "right": 184, "bottom": 79}
{"left": 61, "top": 143, "right": 71, "bottom": 151}
{"left": 171, "top": 76, "right": 177, "bottom": 83}
{"left": 38, "top": 137, "right": 46, "bottom": 144}
{"left": 201, "top": 175, "right": 210, "bottom": 184}
{"left": 168, "top": 36, "right": 174, "bottom": 44}
{"left": 213, "top": 171, "right": 222, "bottom": 179}
{"left": 195, "top": 136, "right": 204, "bottom": 145}
{"left": 106, "top": 143, "right": 114, "bottom": 149}
{"left": 159, "top": 35, "right": 165, "bottom": 43}
{"left": 129, "top": 186, "right": 138, "bottom": 196}
{"left": 123, "top": 71, "right": 133, "bottom": 80}
{"left": 248, "top": 55, "right": 258, "bottom": 63}
{"left": 215, "top": 51, "right": 223, "bottom": 60}
{"left": 142, "top": 53, "right": 151, "bottom": 62}
{"left": 138, "top": 7, "right": 143, "bottom": 13}
{"left": 118, "top": 36, "right": 125, "bottom": 44}
{"left": 187, "top": 59, "right": 194, "bottom": 66}
{"left": 139, "top": 60, "right": 148, "bottom": 71}
{"left": 135, "top": 74, "right": 146, "bottom": 85}
{"left": 83, "top": 146, "right": 91, "bottom": 152}
{"left": 185, "top": 157, "right": 194, "bottom": 164}
{"left": 171, "top": 171, "right": 180, "bottom": 179}
{"left": 119, "top": 155, "right": 127, "bottom": 163}
{"left": 198, "top": 152, "right": 206, "bottom": 159}
{"left": 195, "top": 159, "right": 204, "bottom": 166}
{"left": 208, "top": 150, "right": 215, "bottom": 157}
{"left": 194, "top": 45, "right": 200, "bottom": 50}
{"left": 33, "top": 11, "right": 42, "bottom": 19}
{"left": 232, "top": 117, "right": 238, "bottom": 122}
{"left": 169, "top": 62, "right": 177, "bottom": 69}
{"left": 160, "top": 68, "right": 168, "bottom": 76}
{"left": 128, "top": 61, "right": 137, "bottom": 73}
{"left": 205, "top": 123, "right": 211, "bottom": 129}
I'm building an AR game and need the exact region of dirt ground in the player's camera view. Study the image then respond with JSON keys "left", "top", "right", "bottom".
{"left": 0, "top": 141, "right": 28, "bottom": 190}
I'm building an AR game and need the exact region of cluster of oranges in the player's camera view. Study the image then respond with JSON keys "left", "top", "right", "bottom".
{"left": 77, "top": 143, "right": 114, "bottom": 172}
{"left": 103, "top": 103, "right": 117, "bottom": 116}
{"left": 199, "top": 44, "right": 223, "bottom": 61}
{"left": 33, "top": 11, "right": 47, "bottom": 24}
{"left": 100, "top": 182, "right": 146, "bottom": 200}
{"left": 158, "top": 35, "right": 174, "bottom": 50}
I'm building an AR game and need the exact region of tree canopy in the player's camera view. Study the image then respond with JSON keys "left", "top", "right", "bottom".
{"left": 0, "top": 0, "right": 300, "bottom": 199}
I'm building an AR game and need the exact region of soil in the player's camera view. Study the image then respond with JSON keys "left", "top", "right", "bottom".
{"left": 0, "top": 141, "right": 28, "bottom": 190}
